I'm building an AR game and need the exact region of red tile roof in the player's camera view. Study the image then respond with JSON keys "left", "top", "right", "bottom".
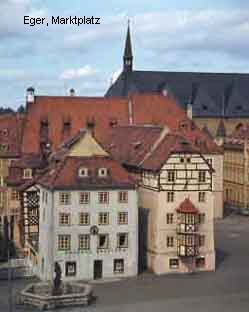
{"left": 176, "top": 198, "right": 199, "bottom": 214}
{"left": 38, "top": 156, "right": 135, "bottom": 190}
{"left": 105, "top": 125, "right": 214, "bottom": 171}
{"left": 22, "top": 96, "right": 129, "bottom": 154}
{"left": 21, "top": 93, "right": 221, "bottom": 156}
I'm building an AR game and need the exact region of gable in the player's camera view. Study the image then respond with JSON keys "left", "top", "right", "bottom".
{"left": 68, "top": 131, "right": 109, "bottom": 157}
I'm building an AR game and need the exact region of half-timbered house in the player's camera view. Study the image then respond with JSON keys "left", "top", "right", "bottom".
{"left": 105, "top": 125, "right": 217, "bottom": 273}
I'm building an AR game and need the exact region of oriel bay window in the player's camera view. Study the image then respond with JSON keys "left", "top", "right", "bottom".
{"left": 177, "top": 234, "right": 198, "bottom": 257}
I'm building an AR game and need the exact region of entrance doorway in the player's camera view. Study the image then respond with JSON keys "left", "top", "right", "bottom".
{"left": 94, "top": 260, "right": 103, "bottom": 279}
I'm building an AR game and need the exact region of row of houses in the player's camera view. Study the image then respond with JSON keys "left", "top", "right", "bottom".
{"left": 0, "top": 89, "right": 223, "bottom": 281}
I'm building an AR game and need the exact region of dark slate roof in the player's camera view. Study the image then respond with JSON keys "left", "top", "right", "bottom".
{"left": 106, "top": 70, "right": 249, "bottom": 117}
{"left": 124, "top": 23, "right": 132, "bottom": 59}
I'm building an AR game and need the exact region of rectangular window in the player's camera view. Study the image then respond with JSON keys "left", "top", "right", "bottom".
{"left": 118, "top": 212, "right": 128, "bottom": 225}
{"left": 58, "top": 235, "right": 71, "bottom": 250}
{"left": 23, "top": 169, "right": 32, "bottom": 179}
{"left": 199, "top": 235, "right": 205, "bottom": 247}
{"left": 198, "top": 192, "right": 206, "bottom": 202}
{"left": 167, "top": 191, "right": 174, "bottom": 202}
{"left": 198, "top": 170, "right": 206, "bottom": 182}
{"left": 196, "top": 257, "right": 205, "bottom": 268}
{"left": 118, "top": 191, "right": 128, "bottom": 203}
{"left": 59, "top": 213, "right": 71, "bottom": 226}
{"left": 79, "top": 192, "right": 90, "bottom": 204}
{"left": 65, "top": 261, "right": 76, "bottom": 276}
{"left": 59, "top": 192, "right": 71, "bottom": 205}
{"left": 166, "top": 213, "right": 174, "bottom": 224}
{"left": 0, "top": 192, "right": 4, "bottom": 206}
{"left": 169, "top": 258, "right": 179, "bottom": 269}
{"left": 167, "top": 236, "right": 174, "bottom": 247}
{"left": 114, "top": 259, "right": 124, "bottom": 274}
{"left": 98, "top": 234, "right": 109, "bottom": 249}
{"left": 79, "top": 212, "right": 90, "bottom": 225}
{"left": 79, "top": 234, "right": 90, "bottom": 250}
{"left": 98, "top": 212, "right": 109, "bottom": 225}
{"left": 199, "top": 213, "right": 205, "bottom": 224}
{"left": 11, "top": 190, "right": 20, "bottom": 201}
{"left": 167, "top": 170, "right": 175, "bottom": 182}
{"left": 0, "top": 176, "right": 4, "bottom": 186}
{"left": 117, "top": 233, "right": 128, "bottom": 248}
{"left": 98, "top": 192, "right": 109, "bottom": 204}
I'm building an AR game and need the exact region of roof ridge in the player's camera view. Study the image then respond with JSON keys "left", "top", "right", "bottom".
{"left": 138, "top": 126, "right": 170, "bottom": 167}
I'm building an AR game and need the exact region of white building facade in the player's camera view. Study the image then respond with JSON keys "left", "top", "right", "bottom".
{"left": 38, "top": 187, "right": 138, "bottom": 281}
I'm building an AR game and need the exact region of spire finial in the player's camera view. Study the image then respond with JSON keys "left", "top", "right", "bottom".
{"left": 123, "top": 21, "right": 133, "bottom": 72}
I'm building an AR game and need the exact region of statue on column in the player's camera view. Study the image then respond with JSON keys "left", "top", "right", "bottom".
{"left": 53, "top": 262, "right": 62, "bottom": 295}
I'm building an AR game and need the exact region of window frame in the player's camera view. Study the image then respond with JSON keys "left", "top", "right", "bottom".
{"left": 58, "top": 234, "right": 71, "bottom": 251}
{"left": 98, "top": 191, "right": 109, "bottom": 204}
{"left": 59, "top": 192, "right": 71, "bottom": 205}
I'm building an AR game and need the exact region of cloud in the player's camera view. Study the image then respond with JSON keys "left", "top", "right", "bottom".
{"left": 59, "top": 65, "right": 98, "bottom": 80}
{"left": 134, "top": 9, "right": 249, "bottom": 60}
{"left": 110, "top": 67, "right": 122, "bottom": 85}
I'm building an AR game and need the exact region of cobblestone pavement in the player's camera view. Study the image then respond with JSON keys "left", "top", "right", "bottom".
{"left": 1, "top": 213, "right": 249, "bottom": 312}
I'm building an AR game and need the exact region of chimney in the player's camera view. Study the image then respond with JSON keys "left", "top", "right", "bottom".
{"left": 69, "top": 88, "right": 76, "bottom": 96}
{"left": 26, "top": 87, "right": 35, "bottom": 105}
{"left": 187, "top": 103, "right": 193, "bottom": 120}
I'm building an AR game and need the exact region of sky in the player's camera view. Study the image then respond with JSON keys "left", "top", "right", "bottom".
{"left": 0, "top": 0, "right": 249, "bottom": 109}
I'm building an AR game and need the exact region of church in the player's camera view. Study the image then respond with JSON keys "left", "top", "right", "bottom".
{"left": 106, "top": 24, "right": 249, "bottom": 139}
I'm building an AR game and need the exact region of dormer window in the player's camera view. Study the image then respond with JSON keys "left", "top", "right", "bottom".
{"left": 1, "top": 129, "right": 8, "bottom": 136}
{"left": 0, "top": 144, "right": 9, "bottom": 152}
{"left": 179, "top": 120, "right": 189, "bottom": 131}
{"left": 98, "top": 168, "right": 108, "bottom": 177}
{"left": 23, "top": 168, "right": 32, "bottom": 179}
{"left": 78, "top": 167, "right": 88, "bottom": 177}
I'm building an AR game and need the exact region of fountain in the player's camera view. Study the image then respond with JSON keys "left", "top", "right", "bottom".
{"left": 17, "top": 262, "right": 93, "bottom": 311}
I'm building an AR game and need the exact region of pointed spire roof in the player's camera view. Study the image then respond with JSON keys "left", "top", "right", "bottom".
{"left": 124, "top": 20, "right": 132, "bottom": 59}
{"left": 176, "top": 198, "right": 199, "bottom": 214}
{"left": 123, "top": 21, "right": 133, "bottom": 72}
{"left": 216, "top": 119, "right": 226, "bottom": 138}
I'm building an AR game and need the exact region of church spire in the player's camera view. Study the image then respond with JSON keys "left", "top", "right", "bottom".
{"left": 123, "top": 20, "right": 133, "bottom": 72}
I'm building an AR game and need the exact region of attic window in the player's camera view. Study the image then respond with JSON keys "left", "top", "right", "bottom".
{"left": 132, "top": 141, "right": 142, "bottom": 149}
{"left": 98, "top": 168, "right": 108, "bottom": 177}
{"left": 179, "top": 121, "right": 189, "bottom": 131}
{"left": 109, "top": 118, "right": 118, "bottom": 127}
{"left": 78, "top": 167, "right": 88, "bottom": 177}
{"left": 236, "top": 105, "right": 242, "bottom": 110}
{"left": 0, "top": 144, "right": 9, "bottom": 152}
{"left": 1, "top": 129, "right": 8, "bottom": 136}
{"left": 23, "top": 168, "right": 32, "bottom": 179}
{"left": 202, "top": 105, "right": 208, "bottom": 110}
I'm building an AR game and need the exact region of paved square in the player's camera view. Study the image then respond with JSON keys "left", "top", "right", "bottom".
{"left": 1, "top": 213, "right": 249, "bottom": 312}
